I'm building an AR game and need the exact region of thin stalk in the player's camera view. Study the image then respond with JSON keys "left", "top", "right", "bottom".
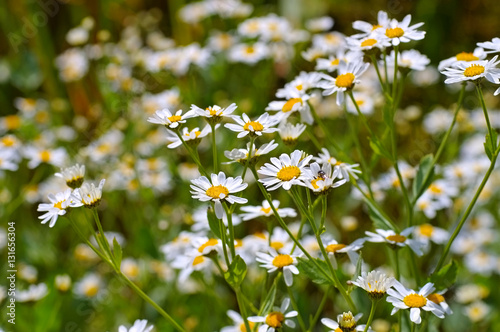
{"left": 250, "top": 167, "right": 334, "bottom": 283}
{"left": 383, "top": 49, "right": 389, "bottom": 92}
{"left": 476, "top": 84, "right": 497, "bottom": 151}
{"left": 320, "top": 195, "right": 327, "bottom": 231}
{"left": 347, "top": 91, "right": 377, "bottom": 139}
{"left": 218, "top": 216, "right": 231, "bottom": 267}
{"left": 119, "top": 273, "right": 186, "bottom": 332}
{"left": 235, "top": 290, "right": 252, "bottom": 332}
{"left": 223, "top": 202, "right": 236, "bottom": 258}
{"left": 92, "top": 209, "right": 115, "bottom": 263}
{"left": 287, "top": 287, "right": 307, "bottom": 331}
{"left": 308, "top": 287, "right": 331, "bottom": 331}
{"left": 433, "top": 143, "right": 500, "bottom": 272}
{"left": 411, "top": 83, "right": 466, "bottom": 206}
{"left": 174, "top": 130, "right": 209, "bottom": 177}
{"left": 210, "top": 123, "right": 218, "bottom": 172}
{"left": 370, "top": 54, "right": 390, "bottom": 99}
{"left": 392, "top": 46, "right": 399, "bottom": 99}
{"left": 363, "top": 300, "right": 378, "bottom": 332}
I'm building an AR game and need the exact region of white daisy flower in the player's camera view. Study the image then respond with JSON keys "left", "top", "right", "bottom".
{"left": 276, "top": 72, "right": 322, "bottom": 99}
{"left": 118, "top": 319, "right": 154, "bottom": 332}
{"left": 351, "top": 10, "right": 390, "bottom": 38}
{"left": 16, "top": 283, "right": 48, "bottom": 302}
{"left": 317, "top": 60, "right": 370, "bottom": 105}
{"left": 386, "top": 281, "right": 445, "bottom": 324}
{"left": 413, "top": 223, "right": 448, "bottom": 245}
{"left": 72, "top": 179, "right": 105, "bottom": 208}
{"left": 74, "top": 273, "right": 103, "bottom": 298}
{"left": 427, "top": 291, "right": 453, "bottom": 315}
{"left": 55, "top": 164, "right": 85, "bottom": 189}
{"left": 224, "top": 140, "right": 279, "bottom": 165}
{"left": 147, "top": 108, "right": 196, "bottom": 129}
{"left": 305, "top": 16, "right": 334, "bottom": 33}
{"left": 54, "top": 274, "right": 72, "bottom": 292}
{"left": 377, "top": 15, "right": 426, "bottom": 46}
{"left": 321, "top": 312, "right": 373, "bottom": 332}
{"left": 438, "top": 48, "right": 486, "bottom": 71}
{"left": 165, "top": 124, "right": 213, "bottom": 149}
{"left": 365, "top": 227, "right": 424, "bottom": 256}
{"left": 0, "top": 147, "right": 19, "bottom": 171}
{"left": 190, "top": 172, "right": 248, "bottom": 219}
{"left": 304, "top": 162, "right": 347, "bottom": 194}
{"left": 228, "top": 42, "right": 269, "bottom": 65}
{"left": 240, "top": 200, "right": 296, "bottom": 221}
{"left": 278, "top": 122, "right": 307, "bottom": 145}
{"left": 248, "top": 298, "right": 298, "bottom": 331}
{"left": 257, "top": 150, "right": 313, "bottom": 191}
{"left": 224, "top": 112, "right": 282, "bottom": 138}
{"left": 255, "top": 249, "right": 300, "bottom": 286}
{"left": 464, "top": 301, "right": 490, "bottom": 323}
{"left": 313, "top": 148, "right": 362, "bottom": 181}
{"left": 441, "top": 55, "right": 500, "bottom": 84}
{"left": 24, "top": 146, "right": 67, "bottom": 169}
{"left": 171, "top": 251, "right": 214, "bottom": 283}
{"left": 38, "top": 189, "right": 83, "bottom": 227}
{"left": 346, "top": 91, "right": 375, "bottom": 115}
{"left": 346, "top": 35, "right": 391, "bottom": 52}
{"left": 352, "top": 270, "right": 395, "bottom": 300}
{"left": 387, "top": 49, "right": 430, "bottom": 71}
{"left": 322, "top": 238, "right": 365, "bottom": 268}
{"left": 221, "top": 310, "right": 256, "bottom": 332}
{"left": 477, "top": 37, "right": 500, "bottom": 54}
{"left": 266, "top": 93, "right": 313, "bottom": 125}
{"left": 190, "top": 103, "right": 238, "bottom": 123}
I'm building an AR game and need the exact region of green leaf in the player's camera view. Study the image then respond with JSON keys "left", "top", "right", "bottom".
{"left": 484, "top": 131, "right": 498, "bottom": 161}
{"left": 207, "top": 207, "right": 222, "bottom": 239}
{"left": 224, "top": 255, "right": 247, "bottom": 289}
{"left": 369, "top": 136, "right": 392, "bottom": 160}
{"left": 429, "top": 260, "right": 458, "bottom": 290}
{"left": 297, "top": 257, "right": 331, "bottom": 285}
{"left": 113, "top": 237, "right": 122, "bottom": 268}
{"left": 412, "top": 154, "right": 435, "bottom": 200}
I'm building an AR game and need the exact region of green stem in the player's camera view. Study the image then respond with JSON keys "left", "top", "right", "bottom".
{"left": 92, "top": 209, "right": 115, "bottom": 264}
{"left": 218, "top": 213, "right": 231, "bottom": 267}
{"left": 433, "top": 143, "right": 500, "bottom": 273}
{"left": 287, "top": 287, "right": 307, "bottom": 331}
{"left": 363, "top": 300, "right": 378, "bottom": 332}
{"left": 210, "top": 123, "right": 218, "bottom": 172}
{"left": 174, "top": 130, "right": 209, "bottom": 178}
{"left": 476, "top": 84, "right": 497, "bottom": 151}
{"left": 320, "top": 195, "right": 327, "bottom": 231}
{"left": 119, "top": 273, "right": 186, "bottom": 332}
{"left": 235, "top": 289, "right": 252, "bottom": 332}
{"left": 223, "top": 202, "right": 236, "bottom": 258}
{"left": 411, "top": 83, "right": 466, "bottom": 206}
{"left": 392, "top": 46, "right": 399, "bottom": 99}
{"left": 308, "top": 287, "right": 331, "bottom": 331}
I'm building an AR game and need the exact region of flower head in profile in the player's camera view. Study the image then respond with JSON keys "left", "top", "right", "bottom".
{"left": 314, "top": 148, "right": 362, "bottom": 181}
{"left": 224, "top": 140, "right": 278, "bottom": 166}
{"left": 190, "top": 172, "right": 248, "bottom": 219}
{"left": 258, "top": 150, "right": 313, "bottom": 191}
{"left": 55, "top": 164, "right": 85, "bottom": 189}
{"left": 38, "top": 189, "right": 83, "bottom": 227}
{"left": 386, "top": 281, "right": 445, "bottom": 324}
{"left": 147, "top": 108, "right": 196, "bottom": 129}
{"left": 190, "top": 102, "right": 237, "bottom": 124}
{"left": 248, "top": 298, "right": 298, "bottom": 331}
{"left": 240, "top": 200, "right": 296, "bottom": 221}
{"left": 365, "top": 227, "right": 424, "bottom": 256}
{"left": 477, "top": 37, "right": 500, "bottom": 54}
{"left": 221, "top": 310, "right": 256, "bottom": 332}
{"left": 72, "top": 179, "right": 106, "bottom": 208}
{"left": 352, "top": 270, "right": 395, "bottom": 300}
{"left": 317, "top": 60, "right": 370, "bottom": 105}
{"left": 165, "top": 124, "right": 214, "bottom": 148}
{"left": 438, "top": 48, "right": 486, "bottom": 71}
{"left": 441, "top": 55, "right": 500, "bottom": 84}
{"left": 278, "top": 122, "right": 307, "bottom": 146}
{"left": 321, "top": 311, "right": 373, "bottom": 332}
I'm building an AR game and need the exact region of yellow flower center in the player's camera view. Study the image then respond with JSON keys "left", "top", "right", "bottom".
{"left": 206, "top": 185, "right": 229, "bottom": 199}
{"left": 1, "top": 137, "right": 15, "bottom": 146}
{"left": 456, "top": 52, "right": 479, "bottom": 61}
{"left": 295, "top": 84, "right": 303, "bottom": 91}
{"left": 386, "top": 27, "right": 404, "bottom": 38}
{"left": 311, "top": 178, "right": 321, "bottom": 189}
{"left": 40, "top": 150, "right": 51, "bottom": 162}
{"left": 419, "top": 224, "right": 434, "bottom": 237}
{"left": 386, "top": 234, "right": 406, "bottom": 243}
{"left": 331, "top": 58, "right": 340, "bottom": 66}
{"left": 261, "top": 207, "right": 272, "bottom": 214}
{"left": 272, "top": 254, "right": 293, "bottom": 268}
{"left": 193, "top": 256, "right": 205, "bottom": 266}
{"left": 429, "top": 184, "right": 442, "bottom": 194}
{"left": 403, "top": 293, "right": 427, "bottom": 308}
{"left": 53, "top": 201, "right": 64, "bottom": 210}
{"left": 168, "top": 115, "right": 182, "bottom": 123}
{"left": 243, "top": 121, "right": 264, "bottom": 132}
{"left": 245, "top": 46, "right": 255, "bottom": 54}
{"left": 206, "top": 107, "right": 219, "bottom": 116}
{"left": 372, "top": 24, "right": 382, "bottom": 30}
{"left": 84, "top": 284, "right": 99, "bottom": 297}
{"left": 198, "top": 239, "right": 219, "bottom": 253}
{"left": 463, "top": 64, "right": 485, "bottom": 77}
{"left": 4, "top": 115, "right": 21, "bottom": 130}
{"left": 277, "top": 165, "right": 301, "bottom": 181}
{"left": 239, "top": 322, "right": 255, "bottom": 332}
{"left": 265, "top": 312, "right": 285, "bottom": 328}
{"left": 270, "top": 241, "right": 284, "bottom": 251}
{"left": 361, "top": 38, "right": 377, "bottom": 47}
{"left": 282, "top": 98, "right": 302, "bottom": 113}
{"left": 335, "top": 73, "right": 355, "bottom": 88}
{"left": 326, "top": 244, "right": 346, "bottom": 253}
{"left": 428, "top": 293, "right": 445, "bottom": 304}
